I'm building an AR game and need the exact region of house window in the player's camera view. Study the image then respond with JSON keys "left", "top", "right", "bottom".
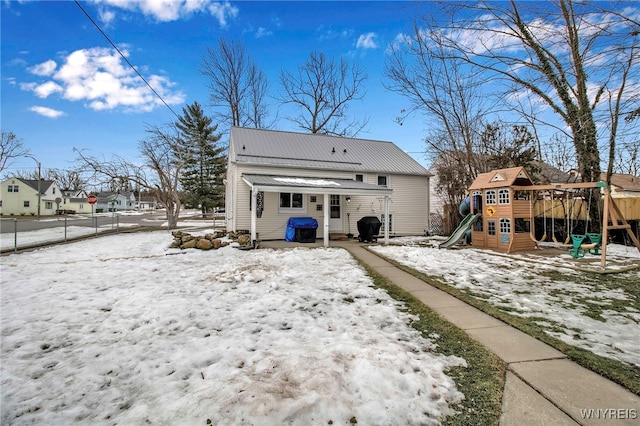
{"left": 279, "top": 192, "right": 304, "bottom": 210}
{"left": 498, "top": 189, "right": 510, "bottom": 204}
{"left": 377, "top": 175, "right": 388, "bottom": 187}
{"left": 487, "top": 220, "right": 496, "bottom": 236}
{"left": 380, "top": 213, "right": 394, "bottom": 233}
{"left": 355, "top": 174, "right": 364, "bottom": 182}
{"left": 310, "top": 195, "right": 317, "bottom": 203}
{"left": 485, "top": 190, "right": 496, "bottom": 205}
{"left": 499, "top": 218, "right": 511, "bottom": 234}
{"left": 24, "top": 201, "right": 30, "bottom": 208}
{"left": 316, "top": 204, "right": 323, "bottom": 211}
{"left": 8, "top": 185, "right": 19, "bottom": 193}
{"left": 45, "top": 201, "right": 53, "bottom": 209}
{"left": 330, "top": 195, "right": 340, "bottom": 219}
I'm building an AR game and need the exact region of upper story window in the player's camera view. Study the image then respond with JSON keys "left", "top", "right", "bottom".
{"left": 355, "top": 174, "right": 364, "bottom": 182}
{"left": 485, "top": 190, "right": 496, "bottom": 205}
{"left": 377, "top": 175, "right": 389, "bottom": 187}
{"left": 8, "top": 185, "right": 19, "bottom": 193}
{"left": 279, "top": 192, "right": 304, "bottom": 210}
{"left": 498, "top": 189, "right": 510, "bottom": 204}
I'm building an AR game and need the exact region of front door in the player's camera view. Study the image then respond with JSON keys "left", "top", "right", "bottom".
{"left": 329, "top": 194, "right": 342, "bottom": 231}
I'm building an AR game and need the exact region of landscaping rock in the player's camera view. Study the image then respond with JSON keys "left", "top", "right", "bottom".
{"left": 196, "top": 239, "right": 213, "bottom": 250}
{"left": 237, "top": 234, "right": 251, "bottom": 246}
{"left": 182, "top": 238, "right": 198, "bottom": 249}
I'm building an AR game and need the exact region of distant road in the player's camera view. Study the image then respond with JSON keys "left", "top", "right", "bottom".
{"left": 0, "top": 211, "right": 167, "bottom": 234}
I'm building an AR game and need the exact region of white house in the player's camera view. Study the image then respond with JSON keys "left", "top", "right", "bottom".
{"left": 59, "top": 189, "right": 91, "bottom": 214}
{"left": 225, "top": 127, "right": 432, "bottom": 247}
{"left": 0, "top": 178, "right": 63, "bottom": 216}
{"left": 96, "top": 191, "right": 136, "bottom": 212}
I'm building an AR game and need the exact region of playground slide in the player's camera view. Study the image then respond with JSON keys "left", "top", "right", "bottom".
{"left": 439, "top": 213, "right": 481, "bottom": 249}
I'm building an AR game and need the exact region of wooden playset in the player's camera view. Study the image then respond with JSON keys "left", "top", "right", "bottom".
{"left": 465, "top": 167, "right": 640, "bottom": 266}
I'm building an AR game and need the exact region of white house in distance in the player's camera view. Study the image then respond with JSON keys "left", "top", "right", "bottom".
{"left": 0, "top": 178, "right": 62, "bottom": 216}
{"left": 96, "top": 191, "right": 136, "bottom": 212}
{"left": 60, "top": 189, "right": 91, "bottom": 214}
{"left": 225, "top": 127, "right": 432, "bottom": 247}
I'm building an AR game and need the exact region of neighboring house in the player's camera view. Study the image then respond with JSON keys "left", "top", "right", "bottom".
{"left": 96, "top": 191, "right": 136, "bottom": 212}
{"left": 599, "top": 173, "right": 640, "bottom": 198}
{"left": 60, "top": 189, "right": 91, "bottom": 214}
{"left": 137, "top": 196, "right": 159, "bottom": 210}
{"left": 226, "top": 127, "right": 432, "bottom": 246}
{"left": 0, "top": 178, "right": 62, "bottom": 216}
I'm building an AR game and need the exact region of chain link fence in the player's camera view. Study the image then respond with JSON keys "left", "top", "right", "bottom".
{"left": 1, "top": 215, "right": 124, "bottom": 253}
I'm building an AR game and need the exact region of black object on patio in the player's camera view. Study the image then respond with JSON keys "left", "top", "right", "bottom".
{"left": 285, "top": 217, "right": 318, "bottom": 243}
{"left": 357, "top": 216, "right": 382, "bottom": 243}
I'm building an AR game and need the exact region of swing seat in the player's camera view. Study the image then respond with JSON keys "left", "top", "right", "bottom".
{"left": 569, "top": 234, "right": 586, "bottom": 258}
{"left": 586, "top": 233, "right": 602, "bottom": 255}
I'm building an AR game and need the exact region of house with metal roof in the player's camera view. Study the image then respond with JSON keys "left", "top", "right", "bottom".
{"left": 226, "top": 127, "right": 432, "bottom": 247}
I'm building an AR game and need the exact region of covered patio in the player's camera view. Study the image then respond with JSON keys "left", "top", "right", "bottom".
{"left": 242, "top": 174, "right": 393, "bottom": 247}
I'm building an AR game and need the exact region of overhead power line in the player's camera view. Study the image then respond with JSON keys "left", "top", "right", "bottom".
{"left": 73, "top": 0, "right": 180, "bottom": 119}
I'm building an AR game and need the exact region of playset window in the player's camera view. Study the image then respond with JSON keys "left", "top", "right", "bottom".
{"left": 498, "top": 189, "right": 510, "bottom": 204}
{"left": 499, "top": 218, "right": 511, "bottom": 234}
{"left": 487, "top": 220, "right": 496, "bottom": 236}
{"left": 485, "top": 190, "right": 496, "bottom": 205}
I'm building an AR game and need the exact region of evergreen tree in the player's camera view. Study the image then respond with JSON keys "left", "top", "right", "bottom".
{"left": 175, "top": 102, "right": 225, "bottom": 216}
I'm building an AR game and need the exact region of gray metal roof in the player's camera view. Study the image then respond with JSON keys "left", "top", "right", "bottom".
{"left": 242, "top": 174, "right": 393, "bottom": 196}
{"left": 230, "top": 127, "right": 430, "bottom": 176}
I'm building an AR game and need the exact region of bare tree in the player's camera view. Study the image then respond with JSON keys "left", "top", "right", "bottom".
{"left": 51, "top": 169, "right": 87, "bottom": 190}
{"left": 386, "top": 24, "right": 491, "bottom": 232}
{"left": 279, "top": 51, "right": 368, "bottom": 137}
{"left": 386, "top": 23, "right": 489, "bottom": 183}
{"left": 0, "top": 130, "right": 30, "bottom": 175}
{"left": 422, "top": 0, "right": 639, "bottom": 187}
{"left": 75, "top": 125, "right": 187, "bottom": 228}
{"left": 200, "top": 38, "right": 270, "bottom": 129}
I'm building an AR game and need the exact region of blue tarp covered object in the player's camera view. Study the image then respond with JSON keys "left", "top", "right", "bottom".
{"left": 285, "top": 217, "right": 319, "bottom": 242}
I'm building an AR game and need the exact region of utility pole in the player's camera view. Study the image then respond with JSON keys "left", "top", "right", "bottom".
{"left": 27, "top": 155, "right": 42, "bottom": 220}
{"left": 37, "top": 161, "right": 41, "bottom": 220}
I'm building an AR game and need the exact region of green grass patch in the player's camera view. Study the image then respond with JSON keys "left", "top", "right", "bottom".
{"left": 356, "top": 261, "right": 506, "bottom": 426}
{"left": 369, "top": 249, "right": 640, "bottom": 396}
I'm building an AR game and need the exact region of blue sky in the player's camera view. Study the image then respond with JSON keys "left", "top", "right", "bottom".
{"left": 2, "top": 0, "right": 434, "bottom": 176}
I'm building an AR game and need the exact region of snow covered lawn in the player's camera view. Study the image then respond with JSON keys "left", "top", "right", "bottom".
{"left": 1, "top": 231, "right": 465, "bottom": 425}
{"left": 370, "top": 238, "right": 640, "bottom": 368}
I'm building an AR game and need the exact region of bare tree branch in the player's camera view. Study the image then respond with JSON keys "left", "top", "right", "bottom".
{"left": 279, "top": 51, "right": 368, "bottom": 137}
{"left": 0, "top": 130, "right": 30, "bottom": 175}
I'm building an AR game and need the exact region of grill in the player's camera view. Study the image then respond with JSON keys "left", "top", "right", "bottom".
{"left": 357, "top": 216, "right": 382, "bottom": 243}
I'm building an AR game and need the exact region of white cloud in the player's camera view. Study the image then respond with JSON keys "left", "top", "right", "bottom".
{"left": 207, "top": 1, "right": 238, "bottom": 26}
{"left": 29, "top": 106, "right": 65, "bottom": 118}
{"left": 27, "top": 59, "right": 57, "bottom": 76}
{"left": 316, "top": 25, "right": 354, "bottom": 41}
{"left": 97, "top": 0, "right": 238, "bottom": 25}
{"left": 98, "top": 7, "right": 116, "bottom": 27}
{"left": 32, "top": 81, "right": 64, "bottom": 98}
{"left": 356, "top": 32, "right": 378, "bottom": 49}
{"left": 255, "top": 27, "right": 272, "bottom": 38}
{"left": 20, "top": 47, "right": 185, "bottom": 113}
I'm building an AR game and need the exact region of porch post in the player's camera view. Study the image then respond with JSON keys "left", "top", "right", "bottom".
{"left": 384, "top": 195, "right": 390, "bottom": 244}
{"left": 323, "top": 193, "right": 329, "bottom": 247}
{"left": 250, "top": 187, "right": 257, "bottom": 244}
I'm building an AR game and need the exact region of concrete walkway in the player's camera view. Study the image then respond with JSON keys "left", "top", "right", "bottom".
{"left": 261, "top": 240, "right": 640, "bottom": 425}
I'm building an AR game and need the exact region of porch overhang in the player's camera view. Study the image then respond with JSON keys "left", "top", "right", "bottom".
{"left": 241, "top": 174, "right": 393, "bottom": 247}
